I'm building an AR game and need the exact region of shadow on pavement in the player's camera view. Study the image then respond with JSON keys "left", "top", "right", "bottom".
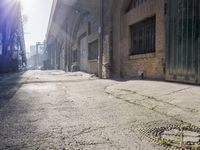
{"left": 0, "top": 72, "right": 25, "bottom": 109}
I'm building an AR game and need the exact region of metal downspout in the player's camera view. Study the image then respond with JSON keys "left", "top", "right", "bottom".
{"left": 98, "top": 0, "right": 104, "bottom": 78}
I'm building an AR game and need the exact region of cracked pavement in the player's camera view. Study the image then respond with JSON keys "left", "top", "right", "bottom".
{"left": 0, "top": 70, "right": 198, "bottom": 150}
{"left": 105, "top": 80, "right": 200, "bottom": 126}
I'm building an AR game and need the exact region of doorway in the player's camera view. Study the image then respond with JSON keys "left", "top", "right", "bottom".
{"left": 79, "top": 35, "right": 88, "bottom": 72}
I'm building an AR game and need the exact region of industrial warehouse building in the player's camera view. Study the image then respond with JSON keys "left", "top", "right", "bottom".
{"left": 46, "top": 0, "right": 200, "bottom": 84}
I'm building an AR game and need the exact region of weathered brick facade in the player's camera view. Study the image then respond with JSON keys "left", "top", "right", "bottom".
{"left": 112, "top": 0, "right": 165, "bottom": 79}
{"left": 46, "top": 0, "right": 200, "bottom": 84}
{"left": 46, "top": 0, "right": 165, "bottom": 79}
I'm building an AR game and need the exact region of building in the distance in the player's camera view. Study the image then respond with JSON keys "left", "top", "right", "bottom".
{"left": 27, "top": 42, "right": 45, "bottom": 69}
{"left": 0, "top": 0, "right": 26, "bottom": 73}
{"left": 27, "top": 45, "right": 36, "bottom": 68}
{"left": 30, "top": 45, "right": 36, "bottom": 57}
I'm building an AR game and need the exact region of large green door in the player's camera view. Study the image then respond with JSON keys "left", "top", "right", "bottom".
{"left": 166, "top": 0, "right": 200, "bottom": 84}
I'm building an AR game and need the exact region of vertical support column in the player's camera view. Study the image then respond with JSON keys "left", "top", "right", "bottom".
{"left": 98, "top": 0, "right": 104, "bottom": 78}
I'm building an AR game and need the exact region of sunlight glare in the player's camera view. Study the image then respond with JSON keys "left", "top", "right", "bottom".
{"left": 20, "top": 0, "right": 34, "bottom": 9}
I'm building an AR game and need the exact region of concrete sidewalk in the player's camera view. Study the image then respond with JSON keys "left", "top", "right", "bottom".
{"left": 105, "top": 80, "right": 200, "bottom": 127}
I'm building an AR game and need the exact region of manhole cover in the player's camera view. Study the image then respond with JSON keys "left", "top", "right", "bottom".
{"left": 136, "top": 121, "right": 200, "bottom": 149}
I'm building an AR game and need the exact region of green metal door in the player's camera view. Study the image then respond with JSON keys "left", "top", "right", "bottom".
{"left": 166, "top": 0, "right": 200, "bottom": 84}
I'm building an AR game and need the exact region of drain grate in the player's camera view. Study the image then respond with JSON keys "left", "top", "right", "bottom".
{"left": 136, "top": 121, "right": 200, "bottom": 149}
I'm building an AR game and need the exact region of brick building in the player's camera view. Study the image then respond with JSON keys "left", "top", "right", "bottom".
{"left": 46, "top": 0, "right": 200, "bottom": 84}
{"left": 112, "top": 0, "right": 200, "bottom": 84}
{"left": 112, "top": 0, "right": 165, "bottom": 79}
{"left": 0, "top": 0, "right": 26, "bottom": 73}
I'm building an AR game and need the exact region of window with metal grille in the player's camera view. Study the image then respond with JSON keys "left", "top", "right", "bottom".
{"left": 130, "top": 16, "right": 156, "bottom": 55}
{"left": 88, "top": 40, "right": 98, "bottom": 60}
{"left": 127, "top": 0, "right": 147, "bottom": 12}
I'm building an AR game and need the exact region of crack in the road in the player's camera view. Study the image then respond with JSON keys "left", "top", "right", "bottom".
{"left": 104, "top": 86, "right": 196, "bottom": 127}
{"left": 159, "top": 87, "right": 192, "bottom": 96}
{"left": 105, "top": 85, "right": 198, "bottom": 120}
{"left": 72, "top": 126, "right": 106, "bottom": 137}
{"left": 117, "top": 88, "right": 197, "bottom": 113}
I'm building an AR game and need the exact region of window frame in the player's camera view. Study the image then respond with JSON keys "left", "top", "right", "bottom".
{"left": 88, "top": 40, "right": 98, "bottom": 60}
{"left": 129, "top": 16, "right": 156, "bottom": 56}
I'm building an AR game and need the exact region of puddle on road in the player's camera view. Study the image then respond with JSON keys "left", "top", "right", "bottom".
{"left": 136, "top": 121, "right": 200, "bottom": 149}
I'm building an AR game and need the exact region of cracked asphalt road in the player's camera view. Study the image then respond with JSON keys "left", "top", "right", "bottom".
{"left": 0, "top": 70, "right": 178, "bottom": 150}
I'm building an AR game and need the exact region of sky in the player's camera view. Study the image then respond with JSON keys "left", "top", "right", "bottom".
{"left": 21, "top": 0, "right": 53, "bottom": 52}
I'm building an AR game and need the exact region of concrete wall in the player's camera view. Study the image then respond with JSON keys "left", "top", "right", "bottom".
{"left": 112, "top": 0, "right": 165, "bottom": 79}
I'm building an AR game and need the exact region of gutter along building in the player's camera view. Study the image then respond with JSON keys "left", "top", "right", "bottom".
{"left": 0, "top": 0, "right": 26, "bottom": 73}
{"left": 46, "top": 0, "right": 200, "bottom": 84}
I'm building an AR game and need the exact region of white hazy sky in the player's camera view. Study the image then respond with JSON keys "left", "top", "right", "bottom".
{"left": 21, "top": 0, "right": 53, "bottom": 52}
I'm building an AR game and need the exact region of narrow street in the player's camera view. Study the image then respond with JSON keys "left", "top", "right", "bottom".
{"left": 1, "top": 0, "right": 200, "bottom": 149}
{"left": 0, "top": 70, "right": 179, "bottom": 150}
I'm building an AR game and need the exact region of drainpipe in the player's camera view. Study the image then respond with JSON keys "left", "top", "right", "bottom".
{"left": 98, "top": 0, "right": 104, "bottom": 78}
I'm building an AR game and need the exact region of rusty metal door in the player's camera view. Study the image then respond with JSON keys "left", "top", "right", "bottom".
{"left": 166, "top": 0, "right": 200, "bottom": 84}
